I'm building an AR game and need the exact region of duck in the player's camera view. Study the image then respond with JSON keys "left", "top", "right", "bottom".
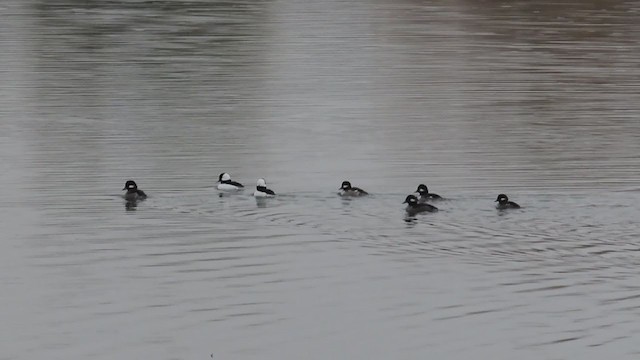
{"left": 122, "top": 180, "right": 147, "bottom": 201}
{"left": 415, "top": 184, "right": 443, "bottom": 202}
{"left": 253, "top": 178, "right": 276, "bottom": 197}
{"left": 339, "top": 181, "right": 368, "bottom": 197}
{"left": 495, "top": 194, "right": 520, "bottom": 209}
{"left": 404, "top": 194, "right": 438, "bottom": 215}
{"left": 217, "top": 173, "right": 244, "bottom": 191}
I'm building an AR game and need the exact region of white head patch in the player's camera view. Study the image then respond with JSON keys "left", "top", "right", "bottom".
{"left": 257, "top": 178, "right": 266, "bottom": 187}
{"left": 221, "top": 173, "right": 231, "bottom": 181}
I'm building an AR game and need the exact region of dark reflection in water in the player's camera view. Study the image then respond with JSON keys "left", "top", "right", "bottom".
{"left": 124, "top": 199, "right": 141, "bottom": 211}
{"left": 255, "top": 197, "right": 269, "bottom": 208}
{"left": 2, "top": 0, "right": 640, "bottom": 359}
{"left": 124, "top": 200, "right": 137, "bottom": 211}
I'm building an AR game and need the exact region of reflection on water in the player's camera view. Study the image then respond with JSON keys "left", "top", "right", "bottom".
{"left": 2, "top": 0, "right": 640, "bottom": 359}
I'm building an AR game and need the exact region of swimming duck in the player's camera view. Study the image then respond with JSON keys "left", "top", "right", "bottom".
{"left": 415, "top": 184, "right": 443, "bottom": 202}
{"left": 122, "top": 180, "right": 147, "bottom": 201}
{"left": 495, "top": 194, "right": 520, "bottom": 210}
{"left": 253, "top": 178, "right": 275, "bottom": 197}
{"left": 217, "top": 173, "right": 244, "bottom": 191}
{"left": 404, "top": 194, "right": 438, "bottom": 215}
{"left": 339, "top": 181, "right": 368, "bottom": 197}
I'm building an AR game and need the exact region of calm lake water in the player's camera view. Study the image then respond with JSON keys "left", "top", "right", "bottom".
{"left": 2, "top": 0, "right": 640, "bottom": 359}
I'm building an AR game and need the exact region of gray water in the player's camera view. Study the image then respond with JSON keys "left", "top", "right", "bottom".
{"left": 2, "top": 0, "right": 640, "bottom": 359}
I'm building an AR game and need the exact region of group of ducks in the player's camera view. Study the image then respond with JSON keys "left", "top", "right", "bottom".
{"left": 123, "top": 173, "right": 522, "bottom": 215}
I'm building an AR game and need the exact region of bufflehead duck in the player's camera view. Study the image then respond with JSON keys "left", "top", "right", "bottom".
{"left": 122, "top": 180, "right": 147, "bottom": 201}
{"left": 217, "top": 173, "right": 244, "bottom": 191}
{"left": 415, "top": 184, "right": 443, "bottom": 202}
{"left": 495, "top": 194, "right": 520, "bottom": 209}
{"left": 339, "top": 181, "right": 368, "bottom": 197}
{"left": 404, "top": 194, "right": 438, "bottom": 215}
{"left": 254, "top": 178, "right": 275, "bottom": 197}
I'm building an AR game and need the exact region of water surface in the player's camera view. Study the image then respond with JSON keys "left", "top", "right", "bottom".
{"left": 2, "top": 0, "right": 640, "bottom": 359}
